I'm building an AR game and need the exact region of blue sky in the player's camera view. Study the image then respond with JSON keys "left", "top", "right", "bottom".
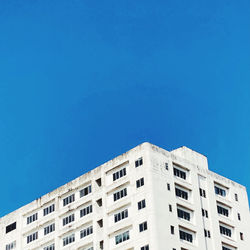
{"left": 0, "top": 0, "right": 249, "bottom": 217}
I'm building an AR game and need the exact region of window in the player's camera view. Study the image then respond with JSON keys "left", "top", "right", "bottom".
{"left": 238, "top": 213, "right": 241, "bottom": 220}
{"left": 141, "top": 245, "right": 149, "bottom": 250}
{"left": 114, "top": 209, "right": 128, "bottom": 223}
{"left": 80, "top": 225, "right": 93, "bottom": 239}
{"left": 171, "top": 225, "right": 174, "bottom": 234}
{"left": 115, "top": 231, "right": 130, "bottom": 245}
{"left": 96, "top": 198, "right": 102, "bottom": 207}
{"left": 222, "top": 246, "right": 236, "bottom": 250}
{"left": 138, "top": 199, "right": 146, "bottom": 210}
{"left": 139, "top": 221, "right": 148, "bottom": 232}
{"left": 96, "top": 178, "right": 102, "bottom": 186}
{"left": 215, "top": 186, "right": 226, "bottom": 197}
{"left": 80, "top": 204, "right": 93, "bottom": 217}
{"left": 43, "top": 243, "right": 55, "bottom": 250}
{"left": 43, "top": 204, "right": 55, "bottom": 216}
{"left": 177, "top": 208, "right": 190, "bottom": 221}
{"left": 202, "top": 208, "right": 208, "bottom": 218}
{"left": 199, "top": 188, "right": 206, "bottom": 198}
{"left": 97, "top": 219, "right": 103, "bottom": 228}
{"left": 63, "top": 214, "right": 75, "bottom": 226}
{"left": 217, "top": 205, "right": 229, "bottom": 217}
{"left": 113, "top": 188, "right": 127, "bottom": 201}
{"left": 113, "top": 168, "right": 126, "bottom": 181}
{"left": 136, "top": 177, "right": 144, "bottom": 188}
{"left": 44, "top": 223, "right": 55, "bottom": 235}
{"left": 204, "top": 229, "right": 211, "bottom": 238}
{"left": 240, "top": 232, "right": 244, "bottom": 240}
{"left": 235, "top": 193, "right": 238, "bottom": 201}
{"left": 5, "top": 241, "right": 16, "bottom": 250}
{"left": 179, "top": 230, "right": 193, "bottom": 243}
{"left": 27, "top": 232, "right": 38, "bottom": 244}
{"left": 99, "top": 241, "right": 103, "bottom": 250}
{"left": 135, "top": 157, "right": 143, "bottom": 167}
{"left": 173, "top": 166, "right": 186, "bottom": 180}
{"left": 6, "top": 222, "right": 16, "bottom": 233}
{"left": 63, "top": 194, "right": 75, "bottom": 206}
{"left": 63, "top": 234, "right": 75, "bottom": 246}
{"left": 167, "top": 183, "right": 171, "bottom": 191}
{"left": 169, "top": 204, "right": 172, "bottom": 212}
{"left": 80, "top": 185, "right": 92, "bottom": 198}
{"left": 220, "top": 225, "right": 232, "bottom": 237}
{"left": 165, "top": 163, "right": 168, "bottom": 170}
{"left": 175, "top": 187, "right": 188, "bottom": 200}
{"left": 27, "top": 213, "right": 38, "bottom": 224}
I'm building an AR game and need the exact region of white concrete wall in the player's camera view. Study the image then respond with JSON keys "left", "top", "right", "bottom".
{"left": 0, "top": 142, "right": 249, "bottom": 250}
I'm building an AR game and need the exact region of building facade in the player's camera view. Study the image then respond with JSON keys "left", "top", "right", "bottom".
{"left": 0, "top": 142, "right": 250, "bottom": 250}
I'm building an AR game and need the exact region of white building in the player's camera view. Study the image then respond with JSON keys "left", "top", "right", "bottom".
{"left": 1, "top": 142, "right": 250, "bottom": 250}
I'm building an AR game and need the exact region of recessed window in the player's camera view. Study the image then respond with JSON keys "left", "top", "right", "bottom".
{"left": 222, "top": 245, "right": 236, "bottom": 250}
{"left": 214, "top": 185, "right": 226, "bottom": 197}
{"left": 27, "top": 213, "right": 38, "bottom": 225}
{"left": 115, "top": 231, "right": 130, "bottom": 245}
{"left": 139, "top": 221, "right": 148, "bottom": 232}
{"left": 173, "top": 165, "right": 187, "bottom": 180}
{"left": 5, "top": 241, "right": 16, "bottom": 250}
{"left": 220, "top": 225, "right": 232, "bottom": 237}
{"left": 63, "top": 234, "right": 75, "bottom": 246}
{"left": 113, "top": 168, "right": 126, "bottom": 181}
{"left": 138, "top": 199, "right": 146, "bottom": 210}
{"left": 63, "top": 214, "right": 75, "bottom": 226}
{"left": 167, "top": 183, "right": 171, "bottom": 191}
{"left": 27, "top": 232, "right": 38, "bottom": 244}
{"left": 141, "top": 245, "right": 149, "bottom": 250}
{"left": 43, "top": 243, "right": 55, "bottom": 250}
{"left": 97, "top": 219, "right": 103, "bottom": 228}
{"left": 100, "top": 241, "right": 104, "bottom": 250}
{"left": 199, "top": 188, "right": 206, "bottom": 198}
{"left": 202, "top": 208, "right": 208, "bottom": 218}
{"left": 177, "top": 208, "right": 190, "bottom": 221}
{"left": 217, "top": 205, "right": 229, "bottom": 217}
{"left": 80, "top": 185, "right": 92, "bottom": 198}
{"left": 175, "top": 187, "right": 188, "bottom": 200}
{"left": 113, "top": 188, "right": 127, "bottom": 202}
{"left": 96, "top": 198, "right": 102, "bottom": 207}
{"left": 135, "top": 157, "right": 143, "bottom": 168}
{"left": 204, "top": 229, "right": 211, "bottom": 238}
{"left": 96, "top": 178, "right": 102, "bottom": 187}
{"left": 179, "top": 229, "right": 193, "bottom": 243}
{"left": 169, "top": 204, "right": 172, "bottom": 212}
{"left": 63, "top": 194, "right": 75, "bottom": 206}
{"left": 44, "top": 223, "right": 55, "bottom": 235}
{"left": 43, "top": 204, "right": 55, "bottom": 216}
{"left": 136, "top": 177, "right": 144, "bottom": 188}
{"left": 114, "top": 209, "right": 128, "bottom": 223}
{"left": 235, "top": 193, "right": 238, "bottom": 201}
{"left": 6, "top": 222, "right": 16, "bottom": 234}
{"left": 238, "top": 213, "right": 241, "bottom": 220}
{"left": 165, "top": 163, "right": 169, "bottom": 170}
{"left": 80, "top": 225, "right": 93, "bottom": 239}
{"left": 171, "top": 225, "right": 174, "bottom": 235}
{"left": 240, "top": 232, "right": 244, "bottom": 240}
{"left": 80, "top": 204, "right": 93, "bottom": 217}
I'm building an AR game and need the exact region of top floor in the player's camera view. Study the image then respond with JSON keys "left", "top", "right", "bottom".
{"left": 0, "top": 142, "right": 248, "bottom": 224}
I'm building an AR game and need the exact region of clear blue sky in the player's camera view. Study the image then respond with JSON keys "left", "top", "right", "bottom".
{"left": 0, "top": 0, "right": 249, "bottom": 217}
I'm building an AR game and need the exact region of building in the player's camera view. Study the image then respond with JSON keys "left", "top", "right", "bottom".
{"left": 1, "top": 142, "right": 250, "bottom": 250}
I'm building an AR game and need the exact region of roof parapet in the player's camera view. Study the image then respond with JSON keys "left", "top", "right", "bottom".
{"left": 171, "top": 146, "right": 208, "bottom": 170}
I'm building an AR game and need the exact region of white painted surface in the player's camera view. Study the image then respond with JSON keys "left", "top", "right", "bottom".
{"left": 0, "top": 142, "right": 249, "bottom": 250}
